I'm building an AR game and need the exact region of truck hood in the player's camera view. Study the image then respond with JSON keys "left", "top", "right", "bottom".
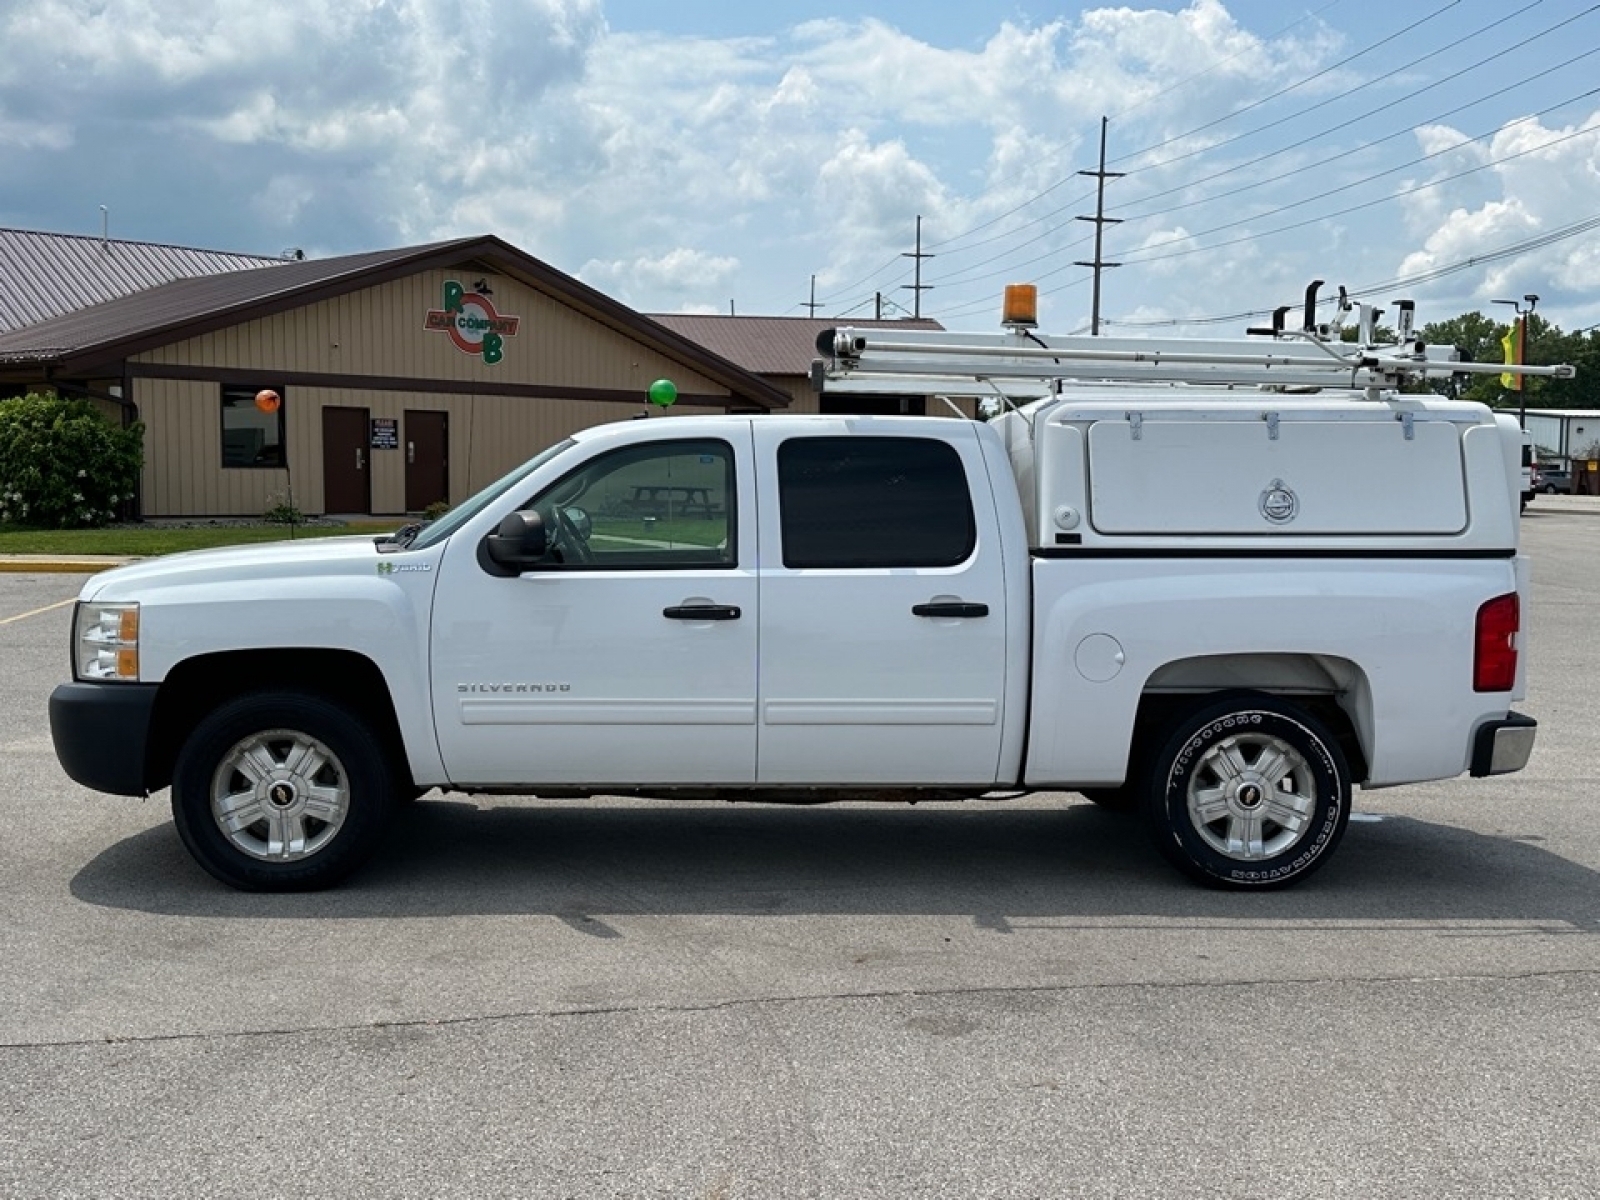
{"left": 82, "top": 535, "right": 397, "bottom": 600}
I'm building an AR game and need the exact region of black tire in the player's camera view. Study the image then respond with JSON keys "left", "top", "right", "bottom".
{"left": 1142, "top": 693, "right": 1350, "bottom": 889}
{"left": 1079, "top": 710, "right": 1170, "bottom": 813}
{"left": 170, "top": 691, "right": 398, "bottom": 891}
{"left": 1079, "top": 786, "right": 1139, "bottom": 812}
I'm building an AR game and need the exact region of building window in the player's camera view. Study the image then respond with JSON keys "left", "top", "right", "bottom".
{"left": 221, "top": 384, "right": 286, "bottom": 468}
{"left": 777, "top": 435, "right": 976, "bottom": 569}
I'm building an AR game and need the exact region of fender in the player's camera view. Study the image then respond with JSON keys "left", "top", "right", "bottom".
{"left": 1025, "top": 555, "right": 1521, "bottom": 788}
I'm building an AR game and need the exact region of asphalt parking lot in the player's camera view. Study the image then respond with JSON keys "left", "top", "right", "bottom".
{"left": 3, "top": 501, "right": 1600, "bottom": 1199}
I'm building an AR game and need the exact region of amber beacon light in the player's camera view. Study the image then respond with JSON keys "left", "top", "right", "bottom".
{"left": 1002, "top": 284, "right": 1038, "bottom": 328}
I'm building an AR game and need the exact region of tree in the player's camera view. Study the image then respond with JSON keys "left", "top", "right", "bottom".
{"left": 1530, "top": 325, "right": 1600, "bottom": 410}
{"left": 1418, "top": 312, "right": 1505, "bottom": 403}
{"left": 1419, "top": 313, "right": 1600, "bottom": 411}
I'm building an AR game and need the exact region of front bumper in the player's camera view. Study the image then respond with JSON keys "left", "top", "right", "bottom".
{"left": 49, "top": 681, "right": 159, "bottom": 796}
{"left": 1469, "top": 711, "right": 1537, "bottom": 778}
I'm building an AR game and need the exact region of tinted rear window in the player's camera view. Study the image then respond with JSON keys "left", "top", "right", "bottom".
{"left": 777, "top": 436, "right": 976, "bottom": 568}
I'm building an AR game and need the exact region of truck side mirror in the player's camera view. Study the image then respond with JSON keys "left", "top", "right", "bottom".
{"left": 483, "top": 510, "right": 548, "bottom": 574}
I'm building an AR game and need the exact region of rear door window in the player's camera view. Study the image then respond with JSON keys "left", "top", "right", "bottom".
{"left": 776, "top": 436, "right": 976, "bottom": 568}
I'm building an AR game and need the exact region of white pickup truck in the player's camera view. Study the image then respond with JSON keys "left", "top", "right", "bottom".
{"left": 49, "top": 289, "right": 1573, "bottom": 892}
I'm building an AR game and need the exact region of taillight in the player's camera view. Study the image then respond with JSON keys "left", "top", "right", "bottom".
{"left": 1474, "top": 593, "right": 1519, "bottom": 693}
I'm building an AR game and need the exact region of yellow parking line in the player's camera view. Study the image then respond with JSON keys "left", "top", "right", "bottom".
{"left": 0, "top": 597, "right": 75, "bottom": 626}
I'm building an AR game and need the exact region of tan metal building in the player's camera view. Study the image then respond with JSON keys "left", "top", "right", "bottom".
{"left": 0, "top": 235, "right": 792, "bottom": 518}
{"left": 650, "top": 313, "right": 953, "bottom": 415}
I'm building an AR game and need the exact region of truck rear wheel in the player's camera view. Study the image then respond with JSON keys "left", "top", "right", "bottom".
{"left": 1079, "top": 786, "right": 1138, "bottom": 812}
{"left": 170, "top": 691, "right": 397, "bottom": 891}
{"left": 1143, "top": 693, "right": 1350, "bottom": 889}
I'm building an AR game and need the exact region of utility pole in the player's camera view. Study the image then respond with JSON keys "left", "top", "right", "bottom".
{"left": 1074, "top": 117, "right": 1124, "bottom": 335}
{"left": 804, "top": 275, "right": 819, "bottom": 317}
{"left": 901, "top": 215, "right": 933, "bottom": 319}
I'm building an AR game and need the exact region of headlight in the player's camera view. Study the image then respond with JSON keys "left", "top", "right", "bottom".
{"left": 73, "top": 601, "right": 140, "bottom": 682}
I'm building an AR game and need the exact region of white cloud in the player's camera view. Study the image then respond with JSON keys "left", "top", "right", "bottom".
{"left": 579, "top": 247, "right": 740, "bottom": 304}
{"left": 1396, "top": 111, "right": 1600, "bottom": 308}
{"left": 0, "top": 117, "right": 71, "bottom": 151}
{"left": 1, "top": 0, "right": 1595, "bottom": 332}
{"left": 0, "top": 0, "right": 605, "bottom": 250}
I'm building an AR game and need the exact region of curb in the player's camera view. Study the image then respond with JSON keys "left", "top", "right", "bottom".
{"left": 0, "top": 557, "right": 135, "bottom": 574}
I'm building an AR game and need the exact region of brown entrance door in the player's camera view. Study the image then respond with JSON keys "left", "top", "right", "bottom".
{"left": 322, "top": 406, "right": 370, "bottom": 515}
{"left": 404, "top": 410, "right": 449, "bottom": 513}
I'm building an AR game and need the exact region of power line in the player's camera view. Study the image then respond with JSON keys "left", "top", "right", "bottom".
{"left": 1114, "top": 48, "right": 1600, "bottom": 228}
{"left": 1111, "top": 1, "right": 1577, "bottom": 187}
{"left": 1110, "top": 4, "right": 1583, "bottom": 220}
{"left": 926, "top": 0, "right": 1466, "bottom": 258}
{"left": 815, "top": 3, "right": 1600, "bottom": 325}
{"left": 899, "top": 5, "right": 1596, "bottom": 317}
{"left": 943, "top": 2, "right": 1587, "bottom": 285}
{"left": 1109, "top": 0, "right": 1467, "bottom": 170}
{"left": 928, "top": 80, "right": 1596, "bottom": 316}
{"left": 812, "top": 250, "right": 909, "bottom": 309}
{"left": 1103, "top": 211, "right": 1600, "bottom": 328}
{"left": 1105, "top": 0, "right": 1344, "bottom": 124}
{"left": 1115, "top": 107, "right": 1600, "bottom": 268}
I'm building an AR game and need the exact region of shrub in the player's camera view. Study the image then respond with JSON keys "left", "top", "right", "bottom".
{"left": 263, "top": 494, "right": 306, "bottom": 525}
{"left": 423, "top": 500, "right": 452, "bottom": 521}
{"left": 0, "top": 392, "right": 143, "bottom": 528}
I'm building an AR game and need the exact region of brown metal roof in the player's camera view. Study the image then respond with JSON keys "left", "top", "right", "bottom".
{"left": 0, "top": 227, "right": 286, "bottom": 333}
{"left": 0, "top": 235, "right": 791, "bottom": 410}
{"left": 648, "top": 314, "right": 943, "bottom": 376}
{"left": 0, "top": 242, "right": 456, "bottom": 362}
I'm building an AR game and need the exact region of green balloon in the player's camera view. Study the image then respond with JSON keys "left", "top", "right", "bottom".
{"left": 648, "top": 378, "right": 678, "bottom": 407}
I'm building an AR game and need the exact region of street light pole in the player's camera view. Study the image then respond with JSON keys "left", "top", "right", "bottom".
{"left": 1493, "top": 295, "right": 1539, "bottom": 429}
{"left": 1521, "top": 293, "right": 1539, "bottom": 431}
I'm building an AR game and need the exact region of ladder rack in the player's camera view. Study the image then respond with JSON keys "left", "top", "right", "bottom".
{"left": 812, "top": 290, "right": 1576, "bottom": 400}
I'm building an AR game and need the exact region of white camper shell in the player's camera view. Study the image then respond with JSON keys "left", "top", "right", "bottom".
{"left": 819, "top": 285, "right": 1572, "bottom": 553}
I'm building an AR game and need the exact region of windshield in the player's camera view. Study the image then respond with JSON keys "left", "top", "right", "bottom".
{"left": 404, "top": 439, "right": 576, "bottom": 551}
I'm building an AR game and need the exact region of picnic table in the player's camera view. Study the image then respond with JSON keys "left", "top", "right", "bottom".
{"left": 626, "top": 484, "right": 721, "bottom": 519}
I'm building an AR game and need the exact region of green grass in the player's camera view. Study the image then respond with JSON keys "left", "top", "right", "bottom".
{"left": 589, "top": 515, "right": 726, "bottom": 547}
{"left": 0, "top": 521, "right": 403, "bottom": 556}
{"left": 1, "top": 513, "right": 725, "bottom": 557}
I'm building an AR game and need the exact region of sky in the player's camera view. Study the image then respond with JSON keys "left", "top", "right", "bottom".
{"left": 2, "top": 0, "right": 1598, "bottom": 335}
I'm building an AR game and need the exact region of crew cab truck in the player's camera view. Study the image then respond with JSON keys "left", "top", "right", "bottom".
{"left": 49, "top": 287, "right": 1573, "bottom": 892}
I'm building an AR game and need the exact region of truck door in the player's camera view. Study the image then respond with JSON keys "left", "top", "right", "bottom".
{"left": 751, "top": 424, "right": 1010, "bottom": 786}
{"left": 428, "top": 434, "right": 758, "bottom": 786}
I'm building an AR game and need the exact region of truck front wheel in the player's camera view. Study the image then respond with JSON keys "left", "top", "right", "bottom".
{"left": 1144, "top": 693, "right": 1350, "bottom": 889}
{"left": 170, "top": 691, "right": 397, "bottom": 891}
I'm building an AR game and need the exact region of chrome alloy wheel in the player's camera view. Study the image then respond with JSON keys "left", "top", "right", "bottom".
{"left": 1184, "top": 730, "right": 1316, "bottom": 862}
{"left": 209, "top": 728, "right": 350, "bottom": 862}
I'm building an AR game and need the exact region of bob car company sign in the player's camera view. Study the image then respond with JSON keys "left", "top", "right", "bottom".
{"left": 425, "top": 281, "right": 521, "bottom": 364}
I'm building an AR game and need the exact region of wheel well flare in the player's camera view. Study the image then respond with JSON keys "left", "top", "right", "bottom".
{"left": 146, "top": 649, "right": 402, "bottom": 793}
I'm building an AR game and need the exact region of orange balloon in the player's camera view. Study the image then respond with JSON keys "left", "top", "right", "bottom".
{"left": 254, "top": 389, "right": 280, "bottom": 413}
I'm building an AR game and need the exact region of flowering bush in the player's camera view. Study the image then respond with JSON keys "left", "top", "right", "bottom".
{"left": 0, "top": 392, "right": 144, "bottom": 528}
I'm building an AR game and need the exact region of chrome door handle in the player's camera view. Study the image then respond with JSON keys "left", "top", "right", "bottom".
{"left": 356, "top": 447, "right": 365, "bottom": 470}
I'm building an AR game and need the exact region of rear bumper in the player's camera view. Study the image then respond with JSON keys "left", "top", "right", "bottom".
{"left": 1470, "top": 711, "right": 1537, "bottom": 778}
{"left": 49, "top": 681, "right": 158, "bottom": 796}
